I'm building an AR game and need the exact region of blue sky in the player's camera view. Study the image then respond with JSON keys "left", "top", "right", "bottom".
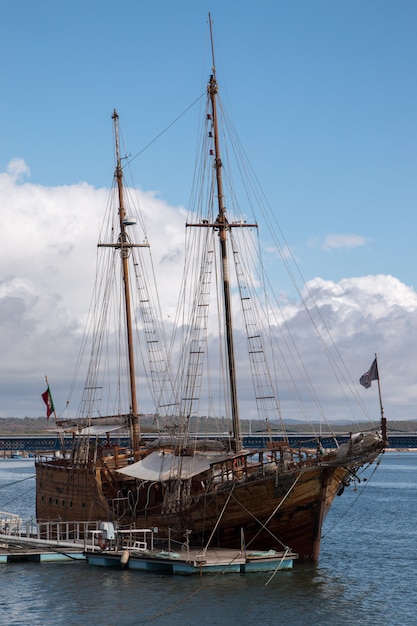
{"left": 2, "top": 1, "right": 416, "bottom": 285}
{"left": 1, "top": 1, "right": 417, "bottom": 420}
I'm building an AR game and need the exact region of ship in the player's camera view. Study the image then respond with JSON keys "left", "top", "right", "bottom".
{"left": 36, "top": 15, "right": 386, "bottom": 562}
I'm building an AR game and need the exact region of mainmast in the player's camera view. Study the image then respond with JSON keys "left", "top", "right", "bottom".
{"left": 208, "top": 14, "right": 241, "bottom": 452}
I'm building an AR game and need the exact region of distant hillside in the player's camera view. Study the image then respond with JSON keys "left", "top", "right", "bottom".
{"left": 0, "top": 416, "right": 416, "bottom": 435}
{"left": 0, "top": 417, "right": 50, "bottom": 434}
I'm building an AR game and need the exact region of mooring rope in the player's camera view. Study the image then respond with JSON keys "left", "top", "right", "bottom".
{"left": 243, "top": 470, "right": 302, "bottom": 549}
{"left": 203, "top": 481, "right": 236, "bottom": 553}
{"left": 321, "top": 454, "right": 383, "bottom": 538}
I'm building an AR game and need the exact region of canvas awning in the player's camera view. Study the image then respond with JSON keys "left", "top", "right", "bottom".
{"left": 116, "top": 450, "right": 226, "bottom": 481}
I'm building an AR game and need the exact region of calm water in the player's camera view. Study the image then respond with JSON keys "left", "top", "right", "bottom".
{"left": 0, "top": 453, "right": 416, "bottom": 625}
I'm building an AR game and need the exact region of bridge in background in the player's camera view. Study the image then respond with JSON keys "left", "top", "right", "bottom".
{"left": 0, "top": 432, "right": 416, "bottom": 456}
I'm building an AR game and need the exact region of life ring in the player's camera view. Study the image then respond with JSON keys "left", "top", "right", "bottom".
{"left": 98, "top": 535, "right": 108, "bottom": 550}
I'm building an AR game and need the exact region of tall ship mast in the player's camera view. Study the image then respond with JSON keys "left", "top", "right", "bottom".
{"left": 35, "top": 17, "right": 387, "bottom": 563}
{"left": 205, "top": 17, "right": 241, "bottom": 452}
{"left": 99, "top": 110, "right": 142, "bottom": 455}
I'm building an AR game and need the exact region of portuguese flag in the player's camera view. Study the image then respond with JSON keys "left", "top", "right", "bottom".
{"left": 41, "top": 384, "right": 55, "bottom": 419}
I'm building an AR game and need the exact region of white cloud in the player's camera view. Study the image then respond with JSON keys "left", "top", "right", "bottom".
{"left": 0, "top": 161, "right": 185, "bottom": 416}
{"left": 324, "top": 233, "right": 367, "bottom": 250}
{"left": 7, "top": 158, "right": 31, "bottom": 180}
{"left": 275, "top": 275, "right": 417, "bottom": 420}
{"left": 309, "top": 233, "right": 367, "bottom": 250}
{"left": 0, "top": 163, "right": 416, "bottom": 425}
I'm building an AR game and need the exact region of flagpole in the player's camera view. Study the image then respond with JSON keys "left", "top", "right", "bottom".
{"left": 374, "top": 354, "right": 388, "bottom": 445}
{"left": 44, "top": 375, "right": 58, "bottom": 423}
{"left": 44, "top": 375, "right": 65, "bottom": 455}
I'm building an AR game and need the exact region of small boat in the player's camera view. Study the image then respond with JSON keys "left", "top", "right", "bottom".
{"left": 35, "top": 15, "right": 386, "bottom": 563}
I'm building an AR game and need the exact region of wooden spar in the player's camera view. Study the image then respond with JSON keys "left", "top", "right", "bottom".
{"left": 111, "top": 109, "right": 140, "bottom": 453}
{"left": 208, "top": 14, "right": 242, "bottom": 453}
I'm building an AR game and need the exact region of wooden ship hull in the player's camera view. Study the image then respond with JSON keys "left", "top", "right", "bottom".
{"left": 35, "top": 435, "right": 384, "bottom": 562}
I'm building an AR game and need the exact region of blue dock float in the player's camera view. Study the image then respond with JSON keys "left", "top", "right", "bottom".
{"left": 84, "top": 527, "right": 297, "bottom": 576}
{"left": 85, "top": 547, "right": 296, "bottom": 575}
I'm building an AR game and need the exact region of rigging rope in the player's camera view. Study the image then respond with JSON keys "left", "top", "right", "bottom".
{"left": 235, "top": 471, "right": 302, "bottom": 550}
{"left": 125, "top": 92, "right": 206, "bottom": 168}
{"left": 321, "top": 454, "right": 384, "bottom": 539}
{"left": 0, "top": 475, "right": 35, "bottom": 510}
{"left": 203, "top": 482, "right": 236, "bottom": 552}
{"left": 0, "top": 474, "right": 35, "bottom": 489}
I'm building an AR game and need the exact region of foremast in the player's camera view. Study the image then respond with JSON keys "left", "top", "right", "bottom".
{"left": 98, "top": 110, "right": 148, "bottom": 456}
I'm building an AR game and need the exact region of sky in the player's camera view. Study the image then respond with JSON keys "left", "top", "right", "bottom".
{"left": 0, "top": 0, "right": 417, "bottom": 423}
